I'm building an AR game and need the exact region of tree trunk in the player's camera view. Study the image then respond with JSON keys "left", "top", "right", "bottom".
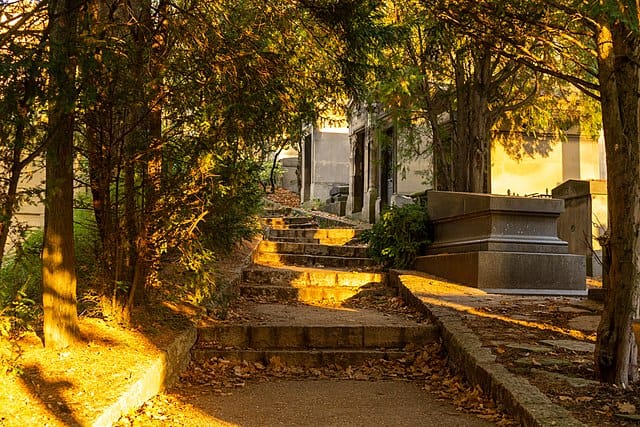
{"left": 0, "top": 59, "right": 42, "bottom": 265}
{"left": 594, "top": 18, "right": 640, "bottom": 387}
{"left": 451, "top": 49, "right": 492, "bottom": 193}
{"left": 270, "top": 144, "right": 285, "bottom": 193}
{"left": 123, "top": 0, "right": 168, "bottom": 319}
{"left": 42, "top": 0, "right": 80, "bottom": 349}
{"left": 0, "top": 127, "right": 26, "bottom": 265}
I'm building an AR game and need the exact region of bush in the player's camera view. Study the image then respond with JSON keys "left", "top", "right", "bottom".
{"left": 0, "top": 206, "right": 100, "bottom": 327}
{"left": 362, "top": 203, "right": 431, "bottom": 269}
{"left": 0, "top": 228, "right": 43, "bottom": 309}
{"left": 198, "top": 158, "right": 264, "bottom": 251}
{"left": 0, "top": 228, "right": 42, "bottom": 365}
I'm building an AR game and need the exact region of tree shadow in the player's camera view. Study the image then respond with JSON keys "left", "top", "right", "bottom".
{"left": 18, "top": 364, "right": 81, "bottom": 427}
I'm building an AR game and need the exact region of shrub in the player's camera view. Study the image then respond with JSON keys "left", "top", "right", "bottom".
{"left": 0, "top": 228, "right": 43, "bottom": 310}
{"left": 362, "top": 203, "right": 431, "bottom": 269}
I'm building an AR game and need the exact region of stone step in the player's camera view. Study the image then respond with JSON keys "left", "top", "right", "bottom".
{"left": 241, "top": 266, "right": 386, "bottom": 288}
{"left": 265, "top": 222, "right": 319, "bottom": 230}
{"left": 256, "top": 241, "right": 369, "bottom": 258}
{"left": 265, "top": 236, "right": 321, "bottom": 244}
{"left": 253, "top": 252, "right": 377, "bottom": 269}
{"left": 265, "top": 228, "right": 363, "bottom": 245}
{"left": 262, "top": 216, "right": 315, "bottom": 226}
{"left": 262, "top": 207, "right": 292, "bottom": 218}
{"left": 239, "top": 284, "right": 361, "bottom": 304}
{"left": 191, "top": 348, "right": 407, "bottom": 367}
{"left": 196, "top": 325, "right": 438, "bottom": 349}
{"left": 261, "top": 218, "right": 319, "bottom": 230}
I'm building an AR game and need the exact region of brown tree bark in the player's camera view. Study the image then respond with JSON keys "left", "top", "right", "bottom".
{"left": 123, "top": 0, "right": 167, "bottom": 320}
{"left": 42, "top": 0, "right": 81, "bottom": 349}
{"left": 451, "top": 48, "right": 492, "bottom": 193}
{"left": 0, "top": 110, "right": 29, "bottom": 264}
{"left": 594, "top": 17, "right": 640, "bottom": 387}
{"left": 0, "top": 48, "right": 45, "bottom": 265}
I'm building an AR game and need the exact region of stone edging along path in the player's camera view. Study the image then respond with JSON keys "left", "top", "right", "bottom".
{"left": 390, "top": 270, "right": 586, "bottom": 427}
{"left": 91, "top": 327, "right": 197, "bottom": 427}
{"left": 90, "top": 239, "right": 259, "bottom": 427}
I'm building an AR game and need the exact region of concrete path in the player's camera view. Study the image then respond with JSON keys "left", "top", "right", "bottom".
{"left": 151, "top": 380, "right": 496, "bottom": 427}
{"left": 110, "top": 210, "right": 504, "bottom": 426}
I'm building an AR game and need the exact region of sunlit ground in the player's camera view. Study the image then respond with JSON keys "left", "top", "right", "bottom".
{"left": 397, "top": 273, "right": 597, "bottom": 342}
{"left": 0, "top": 317, "right": 166, "bottom": 427}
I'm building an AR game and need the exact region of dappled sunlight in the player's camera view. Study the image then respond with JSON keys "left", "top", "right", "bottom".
{"left": 305, "top": 303, "right": 359, "bottom": 312}
{"left": 78, "top": 317, "right": 137, "bottom": 348}
{"left": 418, "top": 294, "right": 594, "bottom": 341}
{"left": 252, "top": 250, "right": 287, "bottom": 268}
{"left": 397, "top": 273, "right": 596, "bottom": 342}
{"left": 0, "top": 315, "right": 172, "bottom": 426}
{"left": 258, "top": 240, "right": 280, "bottom": 252}
{"left": 399, "top": 273, "right": 488, "bottom": 297}
{"left": 43, "top": 248, "right": 64, "bottom": 265}
{"left": 313, "top": 228, "right": 357, "bottom": 245}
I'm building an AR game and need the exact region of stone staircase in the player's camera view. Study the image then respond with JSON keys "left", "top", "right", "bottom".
{"left": 192, "top": 322, "right": 437, "bottom": 367}
{"left": 192, "top": 208, "right": 438, "bottom": 368}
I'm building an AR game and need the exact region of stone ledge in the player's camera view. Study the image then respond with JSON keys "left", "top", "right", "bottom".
{"left": 91, "top": 326, "right": 197, "bottom": 427}
{"left": 89, "top": 240, "right": 257, "bottom": 426}
{"left": 391, "top": 270, "right": 586, "bottom": 427}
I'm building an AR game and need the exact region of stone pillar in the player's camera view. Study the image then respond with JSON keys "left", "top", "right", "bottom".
{"left": 363, "top": 127, "right": 378, "bottom": 224}
{"left": 346, "top": 133, "right": 356, "bottom": 215}
{"left": 551, "top": 179, "right": 607, "bottom": 277}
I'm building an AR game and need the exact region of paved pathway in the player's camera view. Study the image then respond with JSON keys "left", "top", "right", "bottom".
{"left": 117, "top": 211, "right": 500, "bottom": 426}
{"left": 135, "top": 380, "right": 496, "bottom": 427}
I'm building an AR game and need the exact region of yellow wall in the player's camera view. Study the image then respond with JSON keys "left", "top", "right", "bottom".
{"left": 491, "top": 134, "right": 605, "bottom": 196}
{"left": 491, "top": 138, "right": 564, "bottom": 196}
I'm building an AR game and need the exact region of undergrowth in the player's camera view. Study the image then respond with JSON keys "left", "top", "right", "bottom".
{"left": 362, "top": 203, "right": 431, "bottom": 269}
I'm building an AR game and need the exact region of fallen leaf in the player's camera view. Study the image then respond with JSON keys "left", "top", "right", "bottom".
{"left": 617, "top": 402, "right": 636, "bottom": 414}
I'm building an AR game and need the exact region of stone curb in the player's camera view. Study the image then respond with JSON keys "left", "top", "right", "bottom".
{"left": 390, "top": 270, "right": 586, "bottom": 427}
{"left": 91, "top": 326, "right": 197, "bottom": 427}
{"left": 90, "top": 239, "right": 259, "bottom": 426}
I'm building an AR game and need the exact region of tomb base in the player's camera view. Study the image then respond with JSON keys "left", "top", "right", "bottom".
{"left": 414, "top": 251, "right": 586, "bottom": 295}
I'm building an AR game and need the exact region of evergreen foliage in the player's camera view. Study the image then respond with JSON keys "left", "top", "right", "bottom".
{"left": 362, "top": 203, "right": 431, "bottom": 269}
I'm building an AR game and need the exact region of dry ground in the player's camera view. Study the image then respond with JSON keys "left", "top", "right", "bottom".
{"left": 2, "top": 188, "right": 636, "bottom": 426}
{"left": 461, "top": 296, "right": 640, "bottom": 427}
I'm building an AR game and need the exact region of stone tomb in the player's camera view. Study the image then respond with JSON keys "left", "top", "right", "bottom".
{"left": 413, "top": 191, "right": 586, "bottom": 295}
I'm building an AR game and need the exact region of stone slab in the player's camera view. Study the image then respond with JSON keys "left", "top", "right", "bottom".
{"left": 540, "top": 339, "right": 595, "bottom": 353}
{"left": 425, "top": 191, "right": 567, "bottom": 254}
{"left": 505, "top": 343, "right": 552, "bottom": 353}
{"left": 515, "top": 357, "right": 576, "bottom": 368}
{"left": 531, "top": 369, "right": 599, "bottom": 388}
{"left": 552, "top": 179, "right": 607, "bottom": 200}
{"left": 414, "top": 251, "right": 586, "bottom": 294}
{"left": 558, "top": 306, "right": 591, "bottom": 313}
{"left": 191, "top": 349, "right": 407, "bottom": 367}
{"left": 568, "top": 315, "right": 600, "bottom": 332}
{"left": 427, "top": 191, "right": 564, "bottom": 219}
